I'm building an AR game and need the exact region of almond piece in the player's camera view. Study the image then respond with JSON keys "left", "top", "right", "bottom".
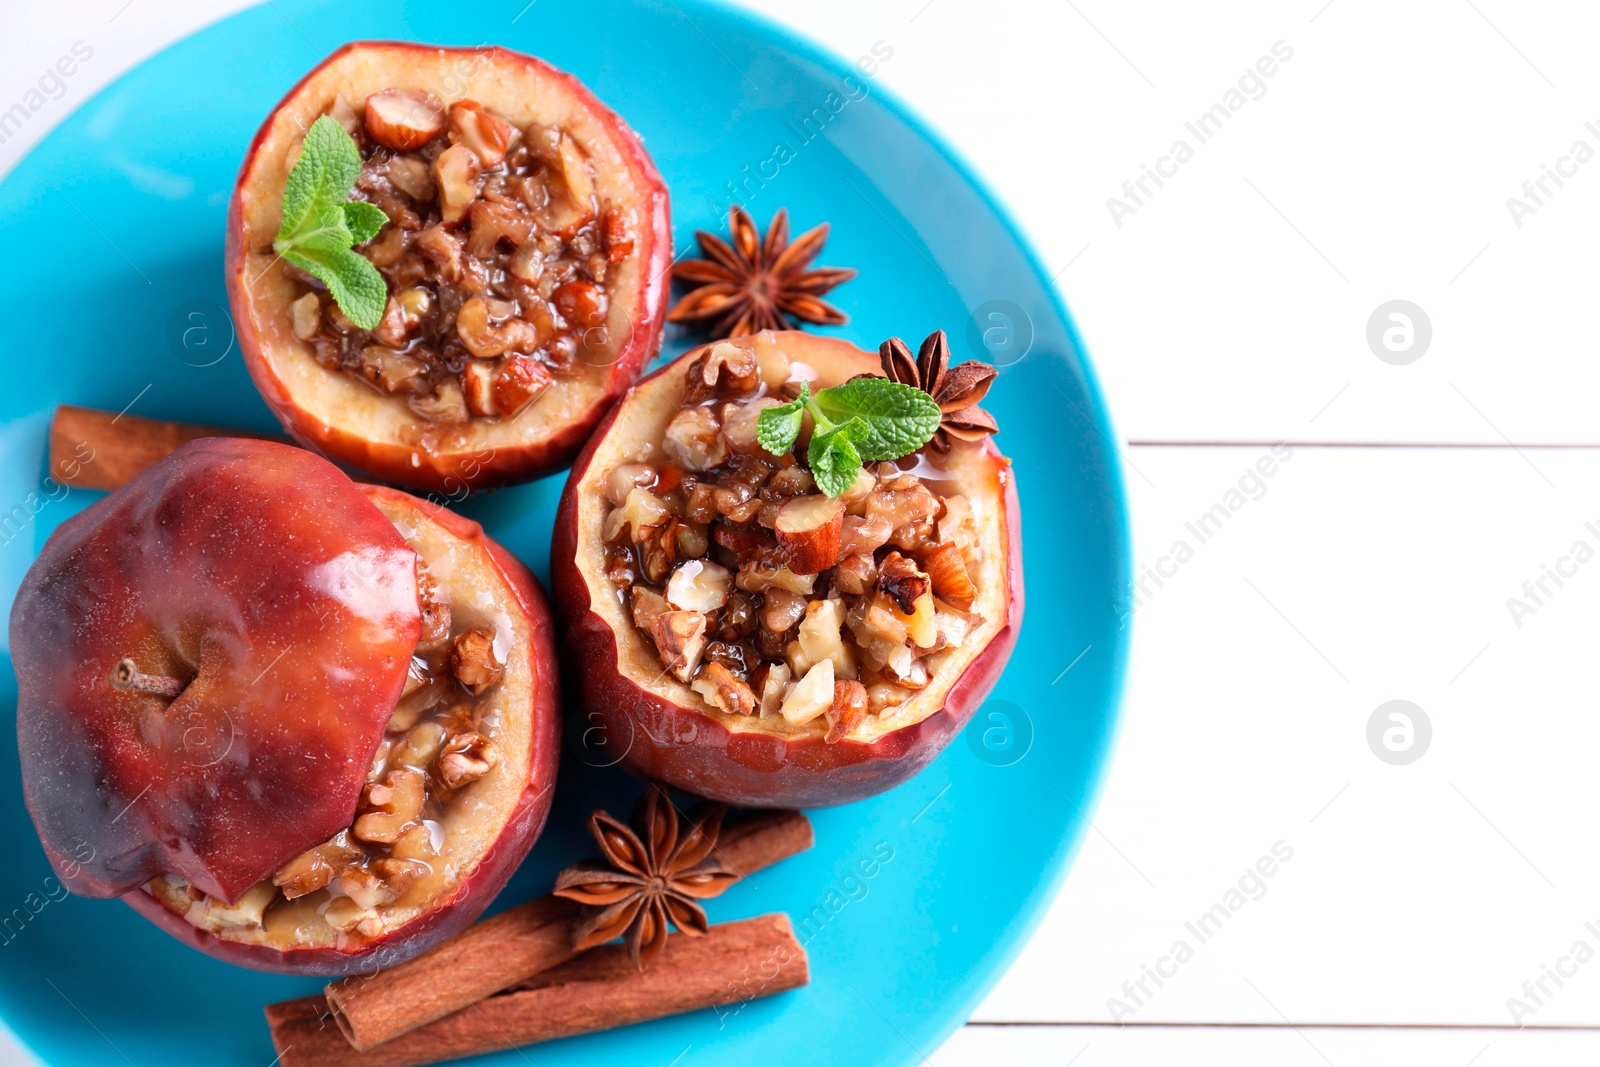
{"left": 748, "top": 662, "right": 791, "bottom": 717}
{"left": 448, "top": 100, "right": 513, "bottom": 168}
{"left": 461, "top": 360, "right": 496, "bottom": 417}
{"left": 492, "top": 354, "right": 554, "bottom": 418}
{"left": 364, "top": 90, "right": 446, "bottom": 151}
{"left": 433, "top": 143, "right": 481, "bottom": 224}
{"left": 779, "top": 659, "right": 833, "bottom": 725}
{"left": 774, "top": 495, "right": 845, "bottom": 575}
{"left": 825, "top": 679, "right": 869, "bottom": 744}
{"left": 922, "top": 541, "right": 976, "bottom": 609}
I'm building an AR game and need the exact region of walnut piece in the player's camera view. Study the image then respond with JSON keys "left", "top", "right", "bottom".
{"left": 451, "top": 628, "right": 504, "bottom": 694}
{"left": 691, "top": 661, "right": 757, "bottom": 716}
{"left": 438, "top": 730, "right": 501, "bottom": 790}
{"left": 353, "top": 767, "right": 426, "bottom": 844}
{"left": 649, "top": 609, "right": 707, "bottom": 683}
{"left": 684, "top": 342, "right": 761, "bottom": 404}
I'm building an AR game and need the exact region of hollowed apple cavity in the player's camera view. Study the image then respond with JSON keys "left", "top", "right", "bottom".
{"left": 227, "top": 42, "right": 671, "bottom": 492}
{"left": 553, "top": 332, "right": 1022, "bottom": 808}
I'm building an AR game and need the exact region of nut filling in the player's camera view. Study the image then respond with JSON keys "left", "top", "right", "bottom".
{"left": 600, "top": 342, "right": 987, "bottom": 743}
{"left": 146, "top": 549, "right": 506, "bottom": 947}
{"left": 288, "top": 89, "right": 628, "bottom": 431}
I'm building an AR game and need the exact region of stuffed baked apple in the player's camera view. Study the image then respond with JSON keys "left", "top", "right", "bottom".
{"left": 226, "top": 42, "right": 672, "bottom": 493}
{"left": 553, "top": 330, "right": 1021, "bottom": 807}
{"left": 10, "top": 439, "right": 560, "bottom": 974}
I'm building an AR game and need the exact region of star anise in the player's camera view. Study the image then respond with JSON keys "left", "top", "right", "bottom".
{"left": 552, "top": 786, "right": 738, "bottom": 970}
{"left": 667, "top": 206, "right": 857, "bottom": 338}
{"left": 879, "top": 330, "right": 999, "bottom": 452}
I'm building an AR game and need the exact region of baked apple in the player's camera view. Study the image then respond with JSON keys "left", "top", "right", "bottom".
{"left": 10, "top": 438, "right": 560, "bottom": 974}
{"left": 552, "top": 331, "right": 1022, "bottom": 807}
{"left": 226, "top": 41, "right": 672, "bottom": 493}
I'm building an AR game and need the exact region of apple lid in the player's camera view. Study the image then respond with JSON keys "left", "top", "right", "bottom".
{"left": 12, "top": 438, "right": 421, "bottom": 903}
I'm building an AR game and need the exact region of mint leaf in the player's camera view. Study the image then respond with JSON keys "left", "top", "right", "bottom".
{"left": 752, "top": 374, "right": 941, "bottom": 497}
{"left": 810, "top": 377, "right": 941, "bottom": 462}
{"left": 282, "top": 246, "right": 387, "bottom": 330}
{"left": 274, "top": 114, "right": 388, "bottom": 330}
{"left": 342, "top": 201, "right": 389, "bottom": 245}
{"left": 755, "top": 381, "right": 811, "bottom": 455}
{"left": 808, "top": 421, "right": 866, "bottom": 499}
{"left": 279, "top": 116, "right": 361, "bottom": 245}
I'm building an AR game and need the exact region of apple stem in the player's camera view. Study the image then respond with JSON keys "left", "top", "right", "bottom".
{"left": 111, "top": 658, "right": 186, "bottom": 699}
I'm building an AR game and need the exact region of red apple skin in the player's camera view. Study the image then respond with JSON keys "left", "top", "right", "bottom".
{"left": 12, "top": 438, "right": 419, "bottom": 904}
{"left": 226, "top": 41, "right": 672, "bottom": 493}
{"left": 551, "top": 337, "right": 1025, "bottom": 808}
{"left": 124, "top": 486, "right": 563, "bottom": 975}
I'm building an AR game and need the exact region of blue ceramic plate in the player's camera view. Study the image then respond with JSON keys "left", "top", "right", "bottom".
{"left": 0, "top": 2, "right": 1128, "bottom": 1063}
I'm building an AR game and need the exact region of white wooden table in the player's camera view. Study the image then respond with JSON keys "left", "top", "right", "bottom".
{"left": 6, "top": 1, "right": 1599, "bottom": 1063}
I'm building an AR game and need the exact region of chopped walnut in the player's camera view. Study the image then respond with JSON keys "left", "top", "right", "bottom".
{"left": 273, "top": 835, "right": 362, "bottom": 900}
{"left": 684, "top": 342, "right": 761, "bottom": 404}
{"left": 372, "top": 857, "right": 431, "bottom": 901}
{"left": 417, "top": 565, "right": 452, "bottom": 649}
{"left": 691, "top": 661, "right": 758, "bottom": 716}
{"left": 450, "top": 628, "right": 504, "bottom": 694}
{"left": 631, "top": 586, "right": 671, "bottom": 632}
{"left": 604, "top": 486, "right": 671, "bottom": 543}
{"left": 437, "top": 730, "right": 501, "bottom": 790}
{"left": 877, "top": 552, "right": 931, "bottom": 615}
{"left": 840, "top": 515, "right": 893, "bottom": 557}
{"left": 649, "top": 609, "right": 707, "bottom": 683}
{"left": 662, "top": 407, "right": 728, "bottom": 472}
{"left": 433, "top": 143, "right": 481, "bottom": 224}
{"left": 336, "top": 866, "right": 395, "bottom": 910}
{"left": 665, "top": 559, "right": 731, "bottom": 614}
{"left": 200, "top": 882, "right": 277, "bottom": 929}
{"left": 391, "top": 720, "right": 447, "bottom": 771}
{"left": 865, "top": 482, "right": 940, "bottom": 531}
{"left": 833, "top": 552, "right": 876, "bottom": 596}
{"left": 722, "top": 398, "right": 782, "bottom": 453}
{"left": 353, "top": 767, "right": 426, "bottom": 844}
{"left": 760, "top": 587, "right": 807, "bottom": 633}
{"left": 323, "top": 896, "right": 383, "bottom": 937}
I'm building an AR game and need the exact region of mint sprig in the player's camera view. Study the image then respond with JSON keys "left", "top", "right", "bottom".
{"left": 274, "top": 115, "right": 389, "bottom": 331}
{"left": 755, "top": 376, "right": 941, "bottom": 497}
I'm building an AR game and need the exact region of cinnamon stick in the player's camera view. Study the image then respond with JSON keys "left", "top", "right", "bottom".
{"left": 270, "top": 914, "right": 808, "bottom": 1067}
{"left": 50, "top": 404, "right": 287, "bottom": 491}
{"left": 325, "top": 808, "right": 812, "bottom": 1050}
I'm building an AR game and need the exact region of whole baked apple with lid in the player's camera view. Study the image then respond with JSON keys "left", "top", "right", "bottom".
{"left": 11, "top": 438, "right": 561, "bottom": 973}
{"left": 227, "top": 41, "right": 672, "bottom": 493}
